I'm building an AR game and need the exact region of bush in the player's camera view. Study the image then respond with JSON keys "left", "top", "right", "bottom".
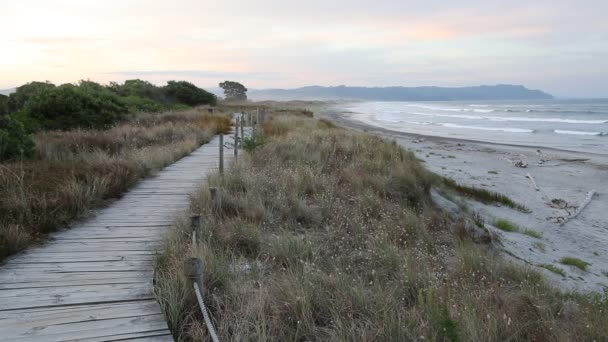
{"left": 108, "top": 79, "right": 166, "bottom": 103}
{"left": 23, "top": 83, "right": 128, "bottom": 130}
{"left": 0, "top": 114, "right": 34, "bottom": 160}
{"left": 164, "top": 81, "right": 217, "bottom": 106}
{"left": 121, "top": 95, "right": 165, "bottom": 113}
{"left": 0, "top": 94, "right": 8, "bottom": 116}
{"left": 7, "top": 81, "right": 56, "bottom": 112}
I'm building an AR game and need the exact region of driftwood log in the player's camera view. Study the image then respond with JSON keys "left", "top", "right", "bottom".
{"left": 559, "top": 190, "right": 596, "bottom": 226}
{"left": 526, "top": 173, "right": 540, "bottom": 191}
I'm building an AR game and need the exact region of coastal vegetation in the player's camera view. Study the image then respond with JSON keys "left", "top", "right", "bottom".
{"left": 541, "top": 264, "right": 567, "bottom": 277}
{"left": 0, "top": 79, "right": 216, "bottom": 161}
{"left": 560, "top": 257, "right": 590, "bottom": 272}
{"left": 433, "top": 175, "right": 530, "bottom": 212}
{"left": 0, "top": 78, "right": 227, "bottom": 261}
{"left": 493, "top": 219, "right": 542, "bottom": 239}
{"left": 155, "top": 109, "right": 608, "bottom": 341}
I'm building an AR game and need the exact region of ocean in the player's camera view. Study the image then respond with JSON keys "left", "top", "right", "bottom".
{"left": 341, "top": 99, "right": 608, "bottom": 154}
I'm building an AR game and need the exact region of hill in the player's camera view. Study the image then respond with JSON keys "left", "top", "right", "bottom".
{"left": 249, "top": 84, "right": 553, "bottom": 101}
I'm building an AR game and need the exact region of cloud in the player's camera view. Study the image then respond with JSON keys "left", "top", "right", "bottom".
{"left": 108, "top": 70, "right": 283, "bottom": 81}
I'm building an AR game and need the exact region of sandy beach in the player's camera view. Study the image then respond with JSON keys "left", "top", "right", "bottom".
{"left": 321, "top": 104, "right": 608, "bottom": 293}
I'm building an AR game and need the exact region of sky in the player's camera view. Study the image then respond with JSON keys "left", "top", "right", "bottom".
{"left": 1, "top": 0, "right": 607, "bottom": 97}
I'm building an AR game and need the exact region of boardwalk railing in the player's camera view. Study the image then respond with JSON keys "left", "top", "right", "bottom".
{"left": 182, "top": 110, "right": 264, "bottom": 341}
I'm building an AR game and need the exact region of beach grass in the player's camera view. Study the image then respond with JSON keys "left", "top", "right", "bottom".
{"left": 560, "top": 257, "right": 590, "bottom": 271}
{"left": 0, "top": 108, "right": 231, "bottom": 261}
{"left": 155, "top": 110, "right": 608, "bottom": 342}
{"left": 493, "top": 219, "right": 542, "bottom": 239}
{"left": 532, "top": 242, "right": 546, "bottom": 252}
{"left": 434, "top": 175, "right": 530, "bottom": 212}
{"left": 494, "top": 219, "right": 519, "bottom": 232}
{"left": 540, "top": 264, "right": 566, "bottom": 277}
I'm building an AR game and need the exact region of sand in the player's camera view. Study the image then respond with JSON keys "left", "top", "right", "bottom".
{"left": 320, "top": 105, "right": 608, "bottom": 293}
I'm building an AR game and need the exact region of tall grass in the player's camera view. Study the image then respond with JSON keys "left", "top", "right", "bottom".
{"left": 0, "top": 108, "right": 231, "bottom": 261}
{"left": 156, "top": 113, "right": 608, "bottom": 341}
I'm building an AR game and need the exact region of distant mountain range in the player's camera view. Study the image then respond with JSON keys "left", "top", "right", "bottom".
{"left": 0, "top": 88, "right": 15, "bottom": 96}
{"left": 248, "top": 85, "right": 553, "bottom": 101}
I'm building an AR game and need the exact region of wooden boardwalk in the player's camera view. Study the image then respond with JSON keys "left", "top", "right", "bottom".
{"left": 0, "top": 135, "right": 235, "bottom": 341}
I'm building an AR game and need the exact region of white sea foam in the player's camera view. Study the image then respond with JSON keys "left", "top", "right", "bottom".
{"left": 441, "top": 123, "right": 534, "bottom": 133}
{"left": 554, "top": 130, "right": 607, "bottom": 136}
{"left": 405, "top": 111, "right": 607, "bottom": 124}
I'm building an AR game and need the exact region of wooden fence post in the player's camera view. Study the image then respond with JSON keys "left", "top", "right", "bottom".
{"left": 185, "top": 257, "right": 203, "bottom": 286}
{"left": 240, "top": 115, "right": 244, "bottom": 139}
{"left": 234, "top": 116, "right": 239, "bottom": 158}
{"left": 191, "top": 215, "right": 201, "bottom": 244}
{"left": 219, "top": 134, "right": 224, "bottom": 174}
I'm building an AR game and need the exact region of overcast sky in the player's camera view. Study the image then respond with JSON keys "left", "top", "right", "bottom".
{"left": 1, "top": 0, "right": 607, "bottom": 97}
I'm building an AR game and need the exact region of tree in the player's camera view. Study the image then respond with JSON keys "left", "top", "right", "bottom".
{"left": 219, "top": 81, "right": 247, "bottom": 101}
{"left": 164, "top": 81, "right": 217, "bottom": 106}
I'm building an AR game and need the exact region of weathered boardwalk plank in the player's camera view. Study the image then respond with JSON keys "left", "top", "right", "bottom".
{"left": 0, "top": 135, "right": 235, "bottom": 341}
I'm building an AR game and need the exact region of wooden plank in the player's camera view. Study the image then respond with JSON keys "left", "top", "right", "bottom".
{"left": 1, "top": 314, "right": 169, "bottom": 341}
{"left": 0, "top": 300, "right": 160, "bottom": 320}
{"left": 0, "top": 278, "right": 149, "bottom": 290}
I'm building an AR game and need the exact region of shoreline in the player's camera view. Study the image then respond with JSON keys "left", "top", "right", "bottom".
{"left": 324, "top": 106, "right": 608, "bottom": 163}
{"left": 320, "top": 104, "right": 608, "bottom": 293}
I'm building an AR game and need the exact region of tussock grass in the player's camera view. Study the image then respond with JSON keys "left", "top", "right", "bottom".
{"left": 493, "top": 219, "right": 542, "bottom": 239}
{"left": 540, "top": 264, "right": 567, "bottom": 277}
{"left": 560, "top": 257, "right": 590, "bottom": 271}
{"left": 522, "top": 228, "right": 543, "bottom": 239}
{"left": 494, "top": 219, "right": 519, "bottom": 232}
{"left": 0, "top": 108, "right": 231, "bottom": 260}
{"left": 156, "top": 112, "right": 608, "bottom": 341}
{"left": 434, "top": 175, "right": 530, "bottom": 212}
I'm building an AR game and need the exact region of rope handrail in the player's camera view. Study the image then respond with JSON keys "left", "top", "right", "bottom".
{"left": 193, "top": 281, "right": 220, "bottom": 342}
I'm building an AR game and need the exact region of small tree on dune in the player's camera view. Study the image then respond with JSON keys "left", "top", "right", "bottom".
{"left": 219, "top": 81, "right": 247, "bottom": 101}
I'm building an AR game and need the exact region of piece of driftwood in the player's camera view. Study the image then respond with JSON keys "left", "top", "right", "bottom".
{"left": 526, "top": 173, "right": 539, "bottom": 191}
{"left": 557, "top": 190, "right": 596, "bottom": 226}
{"left": 558, "top": 158, "right": 589, "bottom": 162}
{"left": 515, "top": 160, "right": 528, "bottom": 168}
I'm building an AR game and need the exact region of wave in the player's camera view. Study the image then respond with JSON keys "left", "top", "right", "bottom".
{"left": 441, "top": 123, "right": 534, "bottom": 133}
{"left": 405, "top": 111, "right": 608, "bottom": 124}
{"left": 489, "top": 117, "right": 607, "bottom": 124}
{"left": 404, "top": 104, "right": 495, "bottom": 113}
{"left": 554, "top": 130, "right": 607, "bottom": 136}
{"left": 402, "top": 103, "right": 608, "bottom": 115}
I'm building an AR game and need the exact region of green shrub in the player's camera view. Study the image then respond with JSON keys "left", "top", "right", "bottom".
{"left": 242, "top": 134, "right": 266, "bottom": 151}
{"left": 108, "top": 79, "right": 166, "bottom": 103}
{"left": 121, "top": 95, "right": 165, "bottom": 113}
{"left": 0, "top": 115, "right": 34, "bottom": 160}
{"left": 7, "top": 81, "right": 55, "bottom": 112}
{"left": 164, "top": 81, "right": 217, "bottom": 106}
{"left": 0, "top": 94, "right": 8, "bottom": 116}
{"left": 23, "top": 83, "right": 127, "bottom": 130}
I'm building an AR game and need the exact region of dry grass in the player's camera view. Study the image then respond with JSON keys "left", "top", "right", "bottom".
{"left": 0, "top": 108, "right": 231, "bottom": 261}
{"left": 156, "top": 113, "right": 608, "bottom": 341}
